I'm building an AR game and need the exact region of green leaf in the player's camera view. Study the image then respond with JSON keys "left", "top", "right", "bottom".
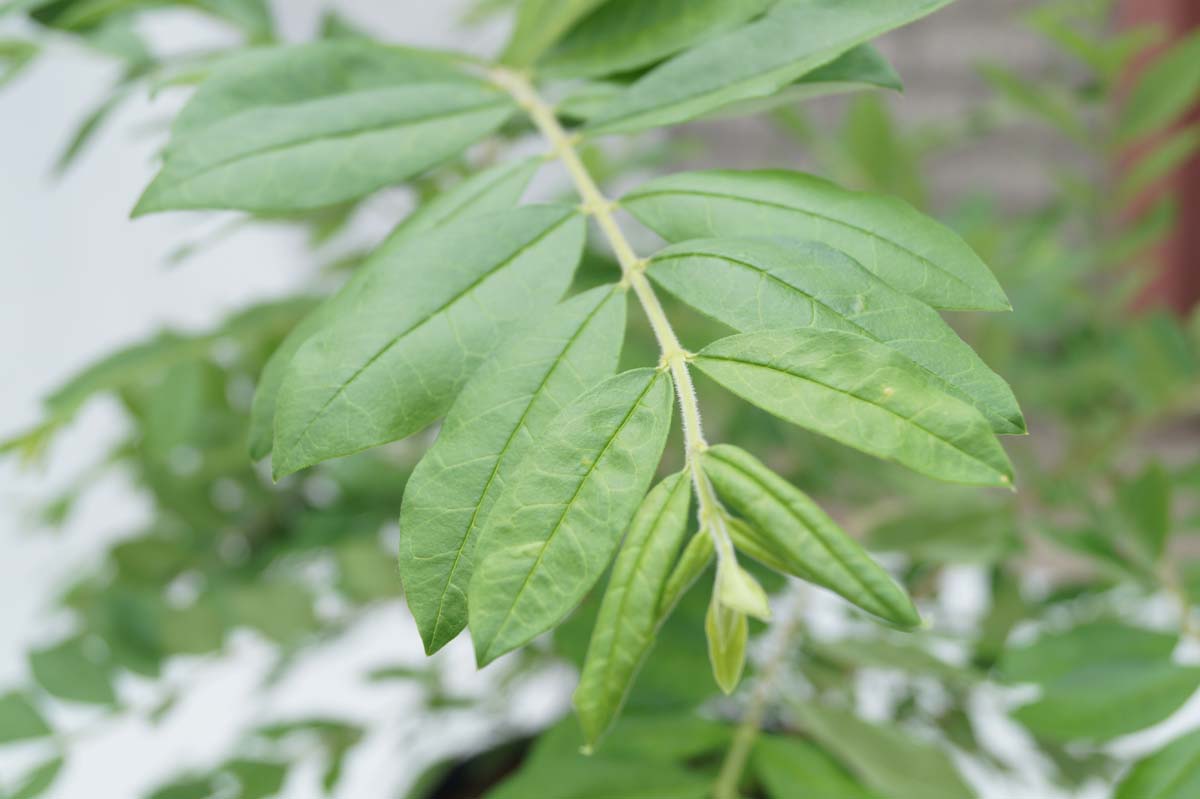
{"left": 694, "top": 331, "right": 1014, "bottom": 486}
{"left": 0, "top": 692, "right": 51, "bottom": 744}
{"left": 754, "top": 736, "right": 876, "bottom": 799}
{"left": 468, "top": 368, "right": 674, "bottom": 665}
{"left": 1118, "top": 30, "right": 1200, "bottom": 143}
{"left": 649, "top": 237, "right": 1023, "bottom": 434}
{"left": 658, "top": 531, "right": 714, "bottom": 618}
{"left": 998, "top": 621, "right": 1177, "bottom": 685}
{"left": 29, "top": 637, "right": 115, "bottom": 705}
{"left": 134, "top": 41, "right": 512, "bottom": 214}
{"left": 228, "top": 581, "right": 317, "bottom": 645}
{"left": 1116, "top": 461, "right": 1172, "bottom": 561}
{"left": 0, "top": 39, "right": 36, "bottom": 87}
{"left": 795, "top": 704, "right": 973, "bottom": 799}
{"left": 335, "top": 539, "right": 403, "bottom": 603}
{"left": 1118, "top": 125, "right": 1200, "bottom": 204}
{"left": 1012, "top": 661, "right": 1200, "bottom": 743}
{"left": 1115, "top": 729, "right": 1200, "bottom": 799}
{"left": 699, "top": 44, "right": 901, "bottom": 121}
{"left": 10, "top": 757, "right": 63, "bottom": 799}
{"left": 624, "top": 169, "right": 1010, "bottom": 311}
{"left": 701, "top": 445, "right": 919, "bottom": 627}
{"left": 271, "top": 205, "right": 584, "bottom": 477}
{"left": 540, "top": 0, "right": 771, "bottom": 79}
{"left": 248, "top": 157, "right": 540, "bottom": 460}
{"left": 705, "top": 594, "right": 747, "bottom": 694}
{"left": 585, "top": 0, "right": 952, "bottom": 135}
{"left": 222, "top": 759, "right": 287, "bottom": 799}
{"left": 574, "top": 471, "right": 692, "bottom": 746}
{"left": 500, "top": 0, "right": 611, "bottom": 67}
{"left": 400, "top": 286, "right": 626, "bottom": 654}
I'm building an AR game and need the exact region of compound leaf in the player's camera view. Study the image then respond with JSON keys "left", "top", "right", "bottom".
{"left": 649, "top": 237, "right": 1023, "bottom": 433}
{"left": 574, "top": 470, "right": 692, "bottom": 746}
{"left": 469, "top": 368, "right": 674, "bottom": 665}
{"left": 694, "top": 330, "right": 1014, "bottom": 486}
{"left": 400, "top": 286, "right": 627, "bottom": 655}
{"left": 272, "top": 205, "right": 584, "bottom": 477}
{"left": 624, "top": 169, "right": 1010, "bottom": 311}
{"left": 702, "top": 444, "right": 919, "bottom": 627}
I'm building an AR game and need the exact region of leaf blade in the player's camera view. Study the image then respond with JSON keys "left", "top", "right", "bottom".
{"left": 400, "top": 286, "right": 627, "bottom": 654}
{"left": 468, "top": 368, "right": 674, "bottom": 665}
{"left": 694, "top": 330, "right": 1014, "bottom": 486}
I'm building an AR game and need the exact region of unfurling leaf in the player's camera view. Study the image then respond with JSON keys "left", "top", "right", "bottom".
{"left": 659, "top": 530, "right": 715, "bottom": 618}
{"left": 648, "top": 236, "right": 1024, "bottom": 433}
{"left": 702, "top": 445, "right": 920, "bottom": 628}
{"left": 716, "top": 560, "right": 771, "bottom": 621}
{"left": 694, "top": 331, "right": 1014, "bottom": 486}
{"left": 272, "top": 205, "right": 584, "bottom": 477}
{"left": 624, "top": 169, "right": 1010, "bottom": 311}
{"left": 135, "top": 41, "right": 513, "bottom": 214}
{"left": 574, "top": 471, "right": 692, "bottom": 746}
{"left": 469, "top": 368, "right": 674, "bottom": 665}
{"left": 706, "top": 594, "right": 748, "bottom": 694}
{"left": 401, "top": 286, "right": 627, "bottom": 655}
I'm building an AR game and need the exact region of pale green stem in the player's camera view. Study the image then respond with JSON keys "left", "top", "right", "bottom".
{"left": 490, "top": 67, "right": 736, "bottom": 565}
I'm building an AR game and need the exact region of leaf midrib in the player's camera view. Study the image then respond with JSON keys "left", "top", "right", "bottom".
{"left": 482, "top": 370, "right": 665, "bottom": 661}
{"left": 696, "top": 351, "right": 1005, "bottom": 481}
{"left": 427, "top": 288, "right": 620, "bottom": 646}
{"left": 280, "top": 211, "right": 575, "bottom": 461}
{"left": 629, "top": 186, "right": 980, "bottom": 301}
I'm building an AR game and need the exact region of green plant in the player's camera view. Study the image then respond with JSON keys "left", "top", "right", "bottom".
{"left": 5, "top": 1, "right": 1200, "bottom": 798}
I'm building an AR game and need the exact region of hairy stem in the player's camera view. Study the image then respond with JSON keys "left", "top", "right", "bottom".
{"left": 490, "top": 66, "right": 735, "bottom": 563}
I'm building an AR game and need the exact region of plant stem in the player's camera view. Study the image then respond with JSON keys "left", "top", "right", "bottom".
{"left": 490, "top": 66, "right": 735, "bottom": 563}
{"left": 713, "top": 588, "right": 805, "bottom": 799}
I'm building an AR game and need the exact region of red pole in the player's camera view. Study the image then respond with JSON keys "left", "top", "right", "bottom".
{"left": 1121, "top": 0, "right": 1200, "bottom": 314}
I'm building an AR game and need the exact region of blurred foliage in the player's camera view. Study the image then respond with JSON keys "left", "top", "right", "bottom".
{"left": 2, "top": 0, "right": 1200, "bottom": 797}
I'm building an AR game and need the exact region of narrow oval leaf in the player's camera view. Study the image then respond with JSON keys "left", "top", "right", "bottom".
{"left": 624, "top": 169, "right": 1010, "bottom": 311}
{"left": 648, "top": 237, "right": 1024, "bottom": 434}
{"left": 0, "top": 692, "right": 51, "bottom": 744}
{"left": 135, "top": 41, "right": 513, "bottom": 214}
{"left": 574, "top": 471, "right": 692, "bottom": 746}
{"left": 754, "top": 736, "right": 876, "bottom": 799}
{"left": 658, "top": 530, "right": 714, "bottom": 618}
{"left": 1115, "top": 729, "right": 1200, "bottom": 799}
{"left": 248, "top": 157, "right": 541, "bottom": 460}
{"left": 541, "top": 0, "right": 771, "bottom": 80}
{"left": 694, "top": 331, "right": 1014, "bottom": 486}
{"left": 400, "top": 286, "right": 627, "bottom": 655}
{"left": 272, "top": 205, "right": 585, "bottom": 477}
{"left": 585, "top": 0, "right": 951, "bottom": 135}
{"left": 1118, "top": 30, "right": 1200, "bottom": 144}
{"left": 702, "top": 444, "right": 919, "bottom": 628}
{"left": 469, "top": 368, "right": 674, "bottom": 665}
{"left": 706, "top": 596, "right": 748, "bottom": 694}
{"left": 500, "top": 0, "right": 611, "bottom": 67}
{"left": 1012, "top": 661, "right": 1200, "bottom": 743}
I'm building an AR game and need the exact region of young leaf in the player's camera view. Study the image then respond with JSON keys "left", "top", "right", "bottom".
{"left": 248, "top": 157, "right": 541, "bottom": 460}
{"left": 701, "top": 445, "right": 919, "bottom": 628}
{"left": 716, "top": 561, "right": 771, "bottom": 621}
{"left": 400, "top": 286, "right": 627, "bottom": 655}
{"left": 469, "top": 368, "right": 674, "bottom": 665}
{"left": 648, "top": 237, "right": 1024, "bottom": 434}
{"left": 658, "top": 530, "right": 715, "bottom": 618}
{"left": 706, "top": 594, "right": 748, "bottom": 694}
{"left": 500, "top": 0, "right": 611, "bottom": 67}
{"left": 585, "top": 0, "right": 952, "bottom": 135}
{"left": 0, "top": 692, "right": 51, "bottom": 744}
{"left": 574, "top": 470, "right": 692, "bottom": 746}
{"left": 1117, "top": 30, "right": 1200, "bottom": 144}
{"left": 1012, "top": 661, "right": 1200, "bottom": 743}
{"left": 694, "top": 331, "right": 1014, "bottom": 486}
{"left": 795, "top": 704, "right": 974, "bottom": 799}
{"left": 1115, "top": 729, "right": 1200, "bottom": 799}
{"left": 134, "top": 41, "right": 513, "bottom": 214}
{"left": 623, "top": 169, "right": 1010, "bottom": 311}
{"left": 540, "top": 0, "right": 771, "bottom": 80}
{"left": 271, "top": 206, "right": 584, "bottom": 477}
{"left": 754, "top": 736, "right": 876, "bottom": 799}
